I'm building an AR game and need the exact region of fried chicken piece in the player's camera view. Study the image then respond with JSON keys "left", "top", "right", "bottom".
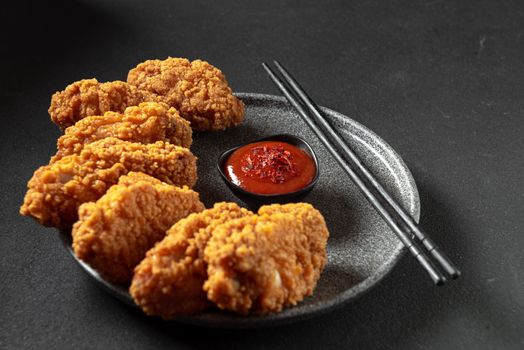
{"left": 203, "top": 203, "right": 329, "bottom": 315}
{"left": 49, "top": 79, "right": 156, "bottom": 130}
{"left": 130, "top": 202, "right": 253, "bottom": 318}
{"left": 127, "top": 57, "right": 244, "bottom": 131}
{"left": 72, "top": 172, "right": 204, "bottom": 284}
{"left": 53, "top": 102, "right": 192, "bottom": 161}
{"left": 20, "top": 138, "right": 197, "bottom": 228}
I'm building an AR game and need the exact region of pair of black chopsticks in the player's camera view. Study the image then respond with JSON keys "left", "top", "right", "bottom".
{"left": 262, "top": 61, "right": 460, "bottom": 285}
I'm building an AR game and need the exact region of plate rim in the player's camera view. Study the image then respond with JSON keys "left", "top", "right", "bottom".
{"left": 61, "top": 92, "right": 420, "bottom": 328}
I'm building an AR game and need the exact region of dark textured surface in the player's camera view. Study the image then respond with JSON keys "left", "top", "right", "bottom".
{"left": 58, "top": 93, "right": 420, "bottom": 328}
{"left": 1, "top": 0, "right": 523, "bottom": 348}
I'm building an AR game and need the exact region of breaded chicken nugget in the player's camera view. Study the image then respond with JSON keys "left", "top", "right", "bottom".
{"left": 72, "top": 172, "right": 204, "bottom": 284}
{"left": 130, "top": 202, "right": 253, "bottom": 318}
{"left": 20, "top": 138, "right": 197, "bottom": 228}
{"left": 127, "top": 57, "right": 244, "bottom": 131}
{"left": 53, "top": 102, "right": 192, "bottom": 161}
{"left": 203, "top": 203, "right": 329, "bottom": 315}
{"left": 49, "top": 79, "right": 155, "bottom": 130}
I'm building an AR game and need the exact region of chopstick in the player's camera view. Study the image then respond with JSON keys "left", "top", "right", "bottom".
{"left": 262, "top": 61, "right": 461, "bottom": 285}
{"left": 271, "top": 61, "right": 461, "bottom": 279}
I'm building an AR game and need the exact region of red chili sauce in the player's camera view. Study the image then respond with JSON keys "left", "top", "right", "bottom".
{"left": 224, "top": 141, "right": 316, "bottom": 195}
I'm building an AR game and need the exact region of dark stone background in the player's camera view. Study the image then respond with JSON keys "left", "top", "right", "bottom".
{"left": 1, "top": 0, "right": 522, "bottom": 348}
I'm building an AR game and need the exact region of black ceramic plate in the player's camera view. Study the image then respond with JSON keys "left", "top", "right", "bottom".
{"left": 60, "top": 92, "right": 420, "bottom": 328}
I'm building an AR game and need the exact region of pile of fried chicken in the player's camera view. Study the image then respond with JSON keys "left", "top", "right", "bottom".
{"left": 20, "top": 58, "right": 329, "bottom": 319}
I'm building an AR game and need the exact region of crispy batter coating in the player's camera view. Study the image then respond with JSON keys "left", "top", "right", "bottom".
{"left": 203, "top": 203, "right": 329, "bottom": 315}
{"left": 20, "top": 138, "right": 197, "bottom": 228}
{"left": 127, "top": 57, "right": 245, "bottom": 131}
{"left": 130, "top": 202, "right": 253, "bottom": 318}
{"left": 49, "top": 79, "right": 155, "bottom": 130}
{"left": 72, "top": 172, "right": 205, "bottom": 284}
{"left": 53, "top": 102, "right": 192, "bottom": 161}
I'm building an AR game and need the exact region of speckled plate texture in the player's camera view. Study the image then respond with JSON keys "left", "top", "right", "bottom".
{"left": 60, "top": 92, "right": 420, "bottom": 328}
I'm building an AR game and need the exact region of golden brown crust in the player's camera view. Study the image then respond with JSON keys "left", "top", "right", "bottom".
{"left": 48, "top": 79, "right": 155, "bottom": 130}
{"left": 20, "top": 138, "right": 197, "bottom": 228}
{"left": 72, "top": 172, "right": 205, "bottom": 284}
{"left": 203, "top": 203, "right": 329, "bottom": 315}
{"left": 53, "top": 102, "right": 192, "bottom": 161}
{"left": 130, "top": 202, "right": 253, "bottom": 318}
{"left": 127, "top": 58, "right": 244, "bottom": 131}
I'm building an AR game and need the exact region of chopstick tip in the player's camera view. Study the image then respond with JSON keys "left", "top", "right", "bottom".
{"left": 449, "top": 269, "right": 461, "bottom": 279}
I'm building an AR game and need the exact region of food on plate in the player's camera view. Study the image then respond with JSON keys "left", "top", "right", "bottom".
{"left": 20, "top": 137, "right": 197, "bottom": 228}
{"left": 23, "top": 56, "right": 329, "bottom": 319}
{"left": 49, "top": 79, "right": 156, "bottom": 130}
{"left": 204, "top": 203, "right": 329, "bottom": 314}
{"left": 223, "top": 140, "right": 317, "bottom": 194}
{"left": 52, "top": 102, "right": 192, "bottom": 161}
{"left": 127, "top": 57, "right": 245, "bottom": 131}
{"left": 130, "top": 202, "right": 328, "bottom": 318}
{"left": 130, "top": 202, "right": 253, "bottom": 318}
{"left": 54, "top": 102, "right": 192, "bottom": 160}
{"left": 72, "top": 172, "right": 204, "bottom": 284}
{"left": 48, "top": 58, "right": 244, "bottom": 132}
